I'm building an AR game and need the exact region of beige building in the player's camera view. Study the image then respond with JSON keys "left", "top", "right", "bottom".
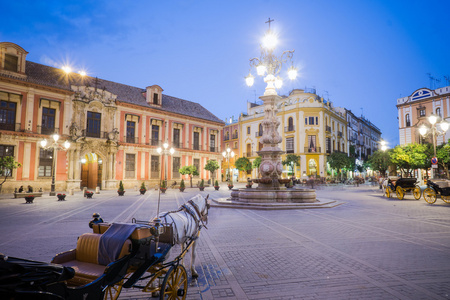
{"left": 235, "top": 88, "right": 348, "bottom": 180}
{"left": 0, "top": 42, "right": 224, "bottom": 193}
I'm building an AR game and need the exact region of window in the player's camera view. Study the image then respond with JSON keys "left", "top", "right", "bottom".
{"left": 288, "top": 117, "right": 294, "bottom": 131}
{"left": 419, "top": 108, "right": 426, "bottom": 117}
{"left": 0, "top": 145, "right": 14, "bottom": 176}
{"left": 436, "top": 107, "right": 441, "bottom": 117}
{"left": 193, "top": 159, "right": 200, "bottom": 178}
{"left": 153, "top": 93, "right": 158, "bottom": 105}
{"left": 309, "top": 117, "right": 314, "bottom": 125}
{"left": 86, "top": 111, "right": 101, "bottom": 138}
{"left": 4, "top": 54, "right": 18, "bottom": 72}
{"left": 172, "top": 157, "right": 181, "bottom": 178}
{"left": 234, "top": 129, "right": 238, "bottom": 139}
{"left": 41, "top": 107, "right": 56, "bottom": 135}
{"left": 210, "top": 134, "right": 216, "bottom": 152}
{"left": 126, "top": 121, "right": 136, "bottom": 143}
{"left": 173, "top": 128, "right": 180, "bottom": 148}
{"left": 286, "top": 137, "right": 294, "bottom": 153}
{"left": 151, "top": 125, "right": 159, "bottom": 146}
{"left": 258, "top": 123, "right": 263, "bottom": 136}
{"left": 193, "top": 132, "right": 200, "bottom": 150}
{"left": 405, "top": 114, "right": 411, "bottom": 127}
{"left": 305, "top": 118, "right": 308, "bottom": 125}
{"left": 247, "top": 127, "right": 250, "bottom": 134}
{"left": 308, "top": 135, "right": 316, "bottom": 152}
{"left": 315, "top": 117, "right": 318, "bottom": 125}
{"left": 151, "top": 155, "right": 159, "bottom": 178}
{"left": 125, "top": 153, "right": 135, "bottom": 178}
{"left": 326, "top": 137, "right": 331, "bottom": 153}
{"left": 0, "top": 98, "right": 17, "bottom": 131}
{"left": 38, "top": 148, "right": 53, "bottom": 177}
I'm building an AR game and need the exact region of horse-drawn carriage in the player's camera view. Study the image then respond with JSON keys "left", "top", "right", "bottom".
{"left": 423, "top": 179, "right": 450, "bottom": 204}
{"left": 0, "top": 194, "right": 209, "bottom": 300}
{"left": 384, "top": 177, "right": 422, "bottom": 200}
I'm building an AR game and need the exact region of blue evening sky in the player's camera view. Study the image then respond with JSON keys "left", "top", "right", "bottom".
{"left": 2, "top": 0, "right": 449, "bottom": 147}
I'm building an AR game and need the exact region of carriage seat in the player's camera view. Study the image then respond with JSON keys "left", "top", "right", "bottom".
{"left": 51, "top": 233, "right": 131, "bottom": 286}
{"left": 430, "top": 180, "right": 450, "bottom": 188}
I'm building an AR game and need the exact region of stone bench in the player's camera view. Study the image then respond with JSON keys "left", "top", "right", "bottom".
{"left": 14, "top": 192, "right": 43, "bottom": 199}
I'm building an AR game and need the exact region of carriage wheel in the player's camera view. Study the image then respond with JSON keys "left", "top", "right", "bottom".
{"left": 160, "top": 265, "right": 188, "bottom": 300}
{"left": 385, "top": 187, "right": 391, "bottom": 198}
{"left": 104, "top": 279, "right": 124, "bottom": 300}
{"left": 423, "top": 188, "right": 437, "bottom": 204}
{"left": 441, "top": 195, "right": 450, "bottom": 204}
{"left": 413, "top": 187, "right": 422, "bottom": 200}
{"left": 395, "top": 186, "right": 404, "bottom": 200}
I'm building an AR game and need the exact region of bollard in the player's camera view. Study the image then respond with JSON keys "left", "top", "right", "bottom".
{"left": 70, "top": 189, "right": 74, "bottom": 195}
{"left": 83, "top": 187, "right": 87, "bottom": 197}
{"left": 95, "top": 186, "right": 100, "bottom": 194}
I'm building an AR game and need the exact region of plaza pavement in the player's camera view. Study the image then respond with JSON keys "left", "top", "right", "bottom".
{"left": 1, "top": 183, "right": 450, "bottom": 299}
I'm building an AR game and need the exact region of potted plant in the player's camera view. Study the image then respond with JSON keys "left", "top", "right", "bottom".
{"left": 24, "top": 195, "right": 35, "bottom": 203}
{"left": 214, "top": 180, "right": 220, "bottom": 191}
{"left": 228, "top": 179, "right": 234, "bottom": 190}
{"left": 86, "top": 191, "right": 94, "bottom": 199}
{"left": 160, "top": 180, "right": 167, "bottom": 193}
{"left": 57, "top": 193, "right": 66, "bottom": 201}
{"left": 118, "top": 180, "right": 125, "bottom": 196}
{"left": 199, "top": 179, "right": 205, "bottom": 191}
{"left": 139, "top": 182, "right": 146, "bottom": 195}
{"left": 179, "top": 179, "right": 185, "bottom": 192}
{"left": 246, "top": 180, "right": 253, "bottom": 189}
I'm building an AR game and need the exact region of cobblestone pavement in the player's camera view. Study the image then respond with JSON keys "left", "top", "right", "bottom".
{"left": 1, "top": 183, "right": 450, "bottom": 299}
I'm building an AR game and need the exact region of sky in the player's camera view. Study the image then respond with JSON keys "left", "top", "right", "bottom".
{"left": 2, "top": 0, "right": 450, "bottom": 147}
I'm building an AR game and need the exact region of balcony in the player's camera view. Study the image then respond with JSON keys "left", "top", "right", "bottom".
{"left": 231, "top": 133, "right": 238, "bottom": 139}
{"left": 148, "top": 139, "right": 162, "bottom": 147}
{"left": 124, "top": 136, "right": 139, "bottom": 144}
{"left": 172, "top": 141, "right": 181, "bottom": 148}
{"left": 286, "top": 148, "right": 295, "bottom": 154}
{"left": 255, "top": 131, "right": 263, "bottom": 137}
{"left": 193, "top": 144, "right": 201, "bottom": 151}
{"left": 81, "top": 130, "right": 108, "bottom": 139}
{"left": 243, "top": 151, "right": 254, "bottom": 157}
{"left": 337, "top": 131, "right": 343, "bottom": 138}
{"left": 325, "top": 126, "right": 331, "bottom": 133}
{"left": 304, "top": 147, "right": 321, "bottom": 153}
{"left": 0, "top": 123, "right": 22, "bottom": 132}
{"left": 285, "top": 126, "right": 295, "bottom": 132}
{"left": 223, "top": 136, "right": 230, "bottom": 141}
{"left": 37, "top": 126, "right": 59, "bottom": 135}
{"left": 209, "top": 147, "right": 219, "bottom": 153}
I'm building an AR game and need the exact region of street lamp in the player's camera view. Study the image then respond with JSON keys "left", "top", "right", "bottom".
{"left": 419, "top": 114, "right": 449, "bottom": 178}
{"left": 157, "top": 142, "right": 175, "bottom": 184}
{"left": 40, "top": 133, "right": 70, "bottom": 196}
{"left": 222, "top": 148, "right": 235, "bottom": 182}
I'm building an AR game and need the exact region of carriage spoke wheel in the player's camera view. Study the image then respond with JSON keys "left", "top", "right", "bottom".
{"left": 441, "top": 195, "right": 450, "bottom": 204}
{"left": 104, "top": 279, "right": 124, "bottom": 300}
{"left": 413, "top": 187, "right": 422, "bottom": 200}
{"left": 160, "top": 265, "right": 188, "bottom": 300}
{"left": 385, "top": 188, "right": 391, "bottom": 198}
{"left": 396, "top": 186, "right": 404, "bottom": 200}
{"left": 423, "top": 188, "right": 437, "bottom": 204}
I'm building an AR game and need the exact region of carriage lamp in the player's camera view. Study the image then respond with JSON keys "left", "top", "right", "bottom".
{"left": 40, "top": 133, "right": 70, "bottom": 196}
{"left": 419, "top": 114, "right": 449, "bottom": 178}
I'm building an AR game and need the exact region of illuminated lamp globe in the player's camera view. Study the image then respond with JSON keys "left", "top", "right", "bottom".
{"left": 275, "top": 77, "right": 283, "bottom": 89}
{"left": 40, "top": 139, "right": 48, "bottom": 148}
{"left": 262, "top": 31, "right": 278, "bottom": 50}
{"left": 245, "top": 73, "right": 255, "bottom": 87}
{"left": 288, "top": 66, "right": 298, "bottom": 80}
{"left": 419, "top": 126, "right": 428, "bottom": 136}
{"left": 429, "top": 115, "right": 438, "bottom": 125}
{"left": 64, "top": 140, "right": 71, "bottom": 149}
{"left": 62, "top": 66, "right": 72, "bottom": 74}
{"left": 440, "top": 121, "right": 449, "bottom": 132}
{"left": 52, "top": 133, "right": 60, "bottom": 142}
{"left": 256, "top": 64, "right": 267, "bottom": 76}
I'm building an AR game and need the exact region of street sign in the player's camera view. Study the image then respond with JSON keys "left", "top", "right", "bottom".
{"left": 431, "top": 157, "right": 438, "bottom": 165}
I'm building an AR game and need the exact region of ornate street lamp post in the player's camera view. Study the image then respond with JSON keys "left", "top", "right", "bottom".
{"left": 419, "top": 115, "right": 449, "bottom": 179}
{"left": 157, "top": 142, "right": 175, "bottom": 185}
{"left": 245, "top": 18, "right": 297, "bottom": 189}
{"left": 222, "top": 148, "right": 235, "bottom": 182}
{"left": 40, "top": 133, "right": 70, "bottom": 196}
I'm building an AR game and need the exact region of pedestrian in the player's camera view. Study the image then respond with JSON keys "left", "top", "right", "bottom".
{"left": 18, "top": 186, "right": 24, "bottom": 193}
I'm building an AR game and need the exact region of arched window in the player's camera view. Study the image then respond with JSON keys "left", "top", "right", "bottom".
{"left": 288, "top": 117, "right": 294, "bottom": 131}
{"left": 234, "top": 130, "right": 238, "bottom": 139}
{"left": 436, "top": 107, "right": 441, "bottom": 117}
{"left": 405, "top": 114, "right": 410, "bottom": 127}
{"left": 258, "top": 123, "right": 263, "bottom": 136}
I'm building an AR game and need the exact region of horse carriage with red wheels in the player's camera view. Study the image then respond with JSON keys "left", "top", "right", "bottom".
{"left": 384, "top": 177, "right": 422, "bottom": 200}
{"left": 0, "top": 194, "right": 209, "bottom": 300}
{"left": 422, "top": 179, "right": 450, "bottom": 204}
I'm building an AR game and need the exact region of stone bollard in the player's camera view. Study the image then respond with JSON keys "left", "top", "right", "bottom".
{"left": 95, "top": 186, "right": 100, "bottom": 194}
{"left": 70, "top": 189, "right": 74, "bottom": 195}
{"left": 83, "top": 187, "right": 87, "bottom": 197}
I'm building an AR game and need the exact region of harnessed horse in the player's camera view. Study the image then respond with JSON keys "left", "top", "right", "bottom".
{"left": 156, "top": 194, "right": 210, "bottom": 278}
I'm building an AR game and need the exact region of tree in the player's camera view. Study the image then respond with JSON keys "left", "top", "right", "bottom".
{"left": 390, "top": 144, "right": 428, "bottom": 177}
{"left": 0, "top": 156, "right": 21, "bottom": 192}
{"left": 235, "top": 157, "right": 252, "bottom": 180}
{"left": 436, "top": 143, "right": 450, "bottom": 177}
{"left": 179, "top": 165, "right": 199, "bottom": 187}
{"left": 252, "top": 156, "right": 261, "bottom": 178}
{"left": 282, "top": 154, "right": 300, "bottom": 176}
{"left": 204, "top": 160, "right": 220, "bottom": 181}
{"left": 328, "top": 152, "right": 351, "bottom": 178}
{"left": 367, "top": 150, "right": 391, "bottom": 176}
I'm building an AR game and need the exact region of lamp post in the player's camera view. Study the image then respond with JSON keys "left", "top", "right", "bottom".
{"left": 419, "top": 114, "right": 449, "bottom": 179}
{"left": 157, "top": 142, "right": 175, "bottom": 185}
{"left": 40, "top": 133, "right": 70, "bottom": 196}
{"left": 222, "top": 148, "right": 235, "bottom": 182}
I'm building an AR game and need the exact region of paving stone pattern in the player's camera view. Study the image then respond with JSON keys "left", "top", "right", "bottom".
{"left": 0, "top": 184, "right": 449, "bottom": 299}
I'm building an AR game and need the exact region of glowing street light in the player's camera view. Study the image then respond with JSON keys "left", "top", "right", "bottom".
{"left": 222, "top": 148, "right": 235, "bottom": 182}
{"left": 40, "top": 133, "right": 70, "bottom": 196}
{"left": 157, "top": 142, "right": 175, "bottom": 184}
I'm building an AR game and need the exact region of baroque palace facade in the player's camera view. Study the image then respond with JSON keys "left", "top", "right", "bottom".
{"left": 0, "top": 42, "right": 224, "bottom": 193}
{"left": 223, "top": 89, "right": 383, "bottom": 181}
